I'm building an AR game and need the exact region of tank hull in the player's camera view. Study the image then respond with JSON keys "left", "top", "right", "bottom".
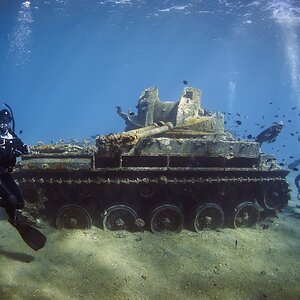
{"left": 14, "top": 152, "right": 290, "bottom": 232}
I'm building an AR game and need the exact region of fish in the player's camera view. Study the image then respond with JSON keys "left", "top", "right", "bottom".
{"left": 290, "top": 156, "right": 294, "bottom": 159}
{"left": 247, "top": 134, "right": 253, "bottom": 139}
{"left": 236, "top": 113, "right": 241, "bottom": 117}
{"left": 19, "top": 129, "right": 23, "bottom": 134}
{"left": 269, "top": 102, "right": 273, "bottom": 105}
{"left": 236, "top": 120, "right": 242, "bottom": 125}
{"left": 287, "top": 119, "right": 292, "bottom": 122}
{"left": 183, "top": 80, "right": 188, "bottom": 85}
{"left": 290, "top": 133, "right": 294, "bottom": 136}
{"left": 292, "top": 107, "right": 297, "bottom": 110}
{"left": 293, "top": 168, "right": 299, "bottom": 171}
{"left": 279, "top": 163, "right": 285, "bottom": 166}
{"left": 260, "top": 125, "right": 265, "bottom": 129}
{"left": 274, "top": 115, "right": 278, "bottom": 117}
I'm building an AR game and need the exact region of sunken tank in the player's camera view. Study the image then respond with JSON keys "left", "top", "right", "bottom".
{"left": 14, "top": 87, "right": 290, "bottom": 233}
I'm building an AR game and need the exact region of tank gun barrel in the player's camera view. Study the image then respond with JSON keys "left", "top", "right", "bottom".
{"left": 124, "top": 123, "right": 165, "bottom": 136}
{"left": 135, "top": 122, "right": 173, "bottom": 139}
{"left": 96, "top": 122, "right": 173, "bottom": 155}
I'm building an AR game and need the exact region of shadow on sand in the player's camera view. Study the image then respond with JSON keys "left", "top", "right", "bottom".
{"left": 0, "top": 247, "right": 35, "bottom": 263}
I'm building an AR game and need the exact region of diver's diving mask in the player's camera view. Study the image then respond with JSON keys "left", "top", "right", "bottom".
{"left": 0, "top": 117, "right": 11, "bottom": 133}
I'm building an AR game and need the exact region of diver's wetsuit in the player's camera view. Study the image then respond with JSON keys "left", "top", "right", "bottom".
{"left": 0, "top": 129, "right": 28, "bottom": 221}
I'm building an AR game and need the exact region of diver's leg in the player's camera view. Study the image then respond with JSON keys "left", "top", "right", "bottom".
{"left": 1, "top": 173, "right": 24, "bottom": 209}
{"left": 0, "top": 174, "right": 12, "bottom": 205}
{"left": 6, "top": 195, "right": 19, "bottom": 224}
{"left": 0, "top": 173, "right": 24, "bottom": 223}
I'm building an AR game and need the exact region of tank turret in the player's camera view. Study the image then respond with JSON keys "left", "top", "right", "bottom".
{"left": 117, "top": 87, "right": 224, "bottom": 134}
{"left": 115, "top": 87, "right": 261, "bottom": 167}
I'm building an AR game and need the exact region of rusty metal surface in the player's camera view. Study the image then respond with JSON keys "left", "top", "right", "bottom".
{"left": 17, "top": 157, "right": 92, "bottom": 170}
{"left": 129, "top": 138, "right": 260, "bottom": 157}
{"left": 29, "top": 143, "right": 96, "bottom": 154}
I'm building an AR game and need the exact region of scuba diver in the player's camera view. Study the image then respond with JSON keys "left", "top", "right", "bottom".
{"left": 294, "top": 174, "right": 300, "bottom": 208}
{"left": 288, "top": 159, "right": 300, "bottom": 208}
{"left": 255, "top": 121, "right": 284, "bottom": 145}
{"left": 0, "top": 104, "right": 46, "bottom": 251}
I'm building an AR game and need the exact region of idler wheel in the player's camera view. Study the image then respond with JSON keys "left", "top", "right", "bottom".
{"left": 150, "top": 204, "right": 184, "bottom": 234}
{"left": 103, "top": 205, "right": 138, "bottom": 231}
{"left": 56, "top": 204, "right": 92, "bottom": 229}
{"left": 192, "top": 203, "right": 224, "bottom": 232}
{"left": 233, "top": 202, "right": 260, "bottom": 229}
{"left": 263, "top": 182, "right": 288, "bottom": 210}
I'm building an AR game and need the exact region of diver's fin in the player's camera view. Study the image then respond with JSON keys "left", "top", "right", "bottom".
{"left": 13, "top": 220, "right": 47, "bottom": 251}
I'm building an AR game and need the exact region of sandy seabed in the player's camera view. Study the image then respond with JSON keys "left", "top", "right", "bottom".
{"left": 0, "top": 196, "right": 300, "bottom": 300}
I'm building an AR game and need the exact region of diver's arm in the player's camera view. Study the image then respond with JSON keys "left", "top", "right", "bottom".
{"left": 10, "top": 131, "right": 29, "bottom": 155}
{"left": 16, "top": 138, "right": 29, "bottom": 155}
{"left": 295, "top": 174, "right": 300, "bottom": 189}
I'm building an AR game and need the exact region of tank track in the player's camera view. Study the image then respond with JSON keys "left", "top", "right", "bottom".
{"left": 18, "top": 174, "right": 288, "bottom": 185}
{"left": 17, "top": 173, "right": 291, "bottom": 233}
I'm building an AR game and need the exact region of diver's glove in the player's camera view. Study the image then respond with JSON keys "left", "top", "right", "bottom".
{"left": 14, "top": 138, "right": 30, "bottom": 155}
{"left": 22, "top": 144, "right": 30, "bottom": 155}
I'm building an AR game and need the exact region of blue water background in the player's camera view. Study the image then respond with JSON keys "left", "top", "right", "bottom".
{"left": 0, "top": 0, "right": 300, "bottom": 167}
